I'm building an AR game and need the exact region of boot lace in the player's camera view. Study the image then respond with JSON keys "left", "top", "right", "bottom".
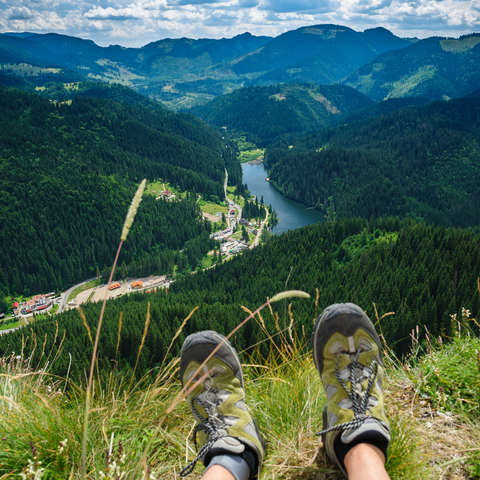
{"left": 180, "top": 386, "right": 227, "bottom": 477}
{"left": 316, "top": 350, "right": 379, "bottom": 437}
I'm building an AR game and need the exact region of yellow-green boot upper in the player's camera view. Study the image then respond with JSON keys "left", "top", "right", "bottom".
{"left": 312, "top": 303, "right": 391, "bottom": 478}
{"left": 180, "top": 331, "right": 265, "bottom": 478}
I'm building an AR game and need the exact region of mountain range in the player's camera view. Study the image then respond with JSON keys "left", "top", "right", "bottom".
{"left": 2, "top": 25, "right": 479, "bottom": 109}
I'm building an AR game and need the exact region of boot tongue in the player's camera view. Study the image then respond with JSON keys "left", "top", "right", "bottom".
{"left": 337, "top": 360, "right": 370, "bottom": 382}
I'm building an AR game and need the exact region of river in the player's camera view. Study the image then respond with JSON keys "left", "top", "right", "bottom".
{"left": 242, "top": 161, "right": 324, "bottom": 234}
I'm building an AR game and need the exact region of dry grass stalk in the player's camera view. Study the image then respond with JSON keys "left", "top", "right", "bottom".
{"left": 314, "top": 288, "right": 319, "bottom": 324}
{"left": 79, "top": 307, "right": 93, "bottom": 346}
{"left": 131, "top": 302, "right": 151, "bottom": 383}
{"left": 115, "top": 311, "right": 123, "bottom": 364}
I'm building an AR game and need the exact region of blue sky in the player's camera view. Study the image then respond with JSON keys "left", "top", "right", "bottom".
{"left": 1, "top": 0, "right": 479, "bottom": 47}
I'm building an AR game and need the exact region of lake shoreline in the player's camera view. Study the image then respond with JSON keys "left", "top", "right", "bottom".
{"left": 242, "top": 161, "right": 324, "bottom": 235}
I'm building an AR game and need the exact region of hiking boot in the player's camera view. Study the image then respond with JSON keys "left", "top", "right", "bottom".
{"left": 312, "top": 303, "right": 391, "bottom": 477}
{"left": 179, "top": 331, "right": 265, "bottom": 478}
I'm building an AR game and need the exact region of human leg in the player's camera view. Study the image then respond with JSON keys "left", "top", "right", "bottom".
{"left": 344, "top": 443, "right": 390, "bottom": 480}
{"left": 312, "top": 303, "right": 391, "bottom": 479}
{"left": 179, "top": 331, "right": 265, "bottom": 480}
{"left": 201, "top": 465, "right": 234, "bottom": 480}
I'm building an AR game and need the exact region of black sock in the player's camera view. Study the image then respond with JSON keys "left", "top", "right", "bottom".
{"left": 335, "top": 438, "right": 389, "bottom": 471}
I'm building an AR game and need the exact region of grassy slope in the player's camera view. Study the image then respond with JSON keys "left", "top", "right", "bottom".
{"left": 342, "top": 35, "right": 480, "bottom": 101}
{"left": 1, "top": 309, "right": 479, "bottom": 479}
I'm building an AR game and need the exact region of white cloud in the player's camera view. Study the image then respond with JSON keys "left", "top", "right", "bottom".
{"left": 84, "top": 6, "right": 145, "bottom": 19}
{"left": 7, "top": 6, "right": 34, "bottom": 20}
{"left": 0, "top": 0, "right": 478, "bottom": 46}
{"left": 1, "top": 8, "right": 67, "bottom": 31}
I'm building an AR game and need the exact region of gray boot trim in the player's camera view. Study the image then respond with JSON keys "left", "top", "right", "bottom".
{"left": 204, "top": 454, "right": 251, "bottom": 480}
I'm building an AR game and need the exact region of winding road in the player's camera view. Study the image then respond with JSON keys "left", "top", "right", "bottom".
{"left": 58, "top": 276, "right": 98, "bottom": 313}
{"left": 224, "top": 168, "right": 242, "bottom": 227}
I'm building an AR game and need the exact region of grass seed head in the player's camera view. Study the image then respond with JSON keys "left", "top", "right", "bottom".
{"left": 269, "top": 290, "right": 310, "bottom": 303}
{"left": 121, "top": 179, "right": 146, "bottom": 241}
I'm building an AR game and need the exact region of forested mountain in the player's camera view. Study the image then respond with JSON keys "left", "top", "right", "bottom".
{"left": 1, "top": 218, "right": 479, "bottom": 380}
{"left": 192, "top": 83, "right": 374, "bottom": 146}
{"left": 265, "top": 97, "right": 480, "bottom": 227}
{"left": 0, "top": 86, "right": 238, "bottom": 295}
{"left": 0, "top": 32, "right": 272, "bottom": 80}
{"left": 137, "top": 32, "right": 272, "bottom": 75}
{"left": 0, "top": 32, "right": 272, "bottom": 109}
{"left": 248, "top": 26, "right": 413, "bottom": 86}
{"left": 229, "top": 26, "right": 411, "bottom": 80}
{"left": 2, "top": 27, "right": 480, "bottom": 110}
{"left": 0, "top": 25, "right": 416, "bottom": 110}
{"left": 342, "top": 34, "right": 480, "bottom": 101}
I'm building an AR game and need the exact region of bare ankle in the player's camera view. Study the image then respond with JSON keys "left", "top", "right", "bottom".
{"left": 344, "top": 443, "right": 390, "bottom": 480}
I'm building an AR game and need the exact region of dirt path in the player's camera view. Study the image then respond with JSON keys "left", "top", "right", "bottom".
{"left": 202, "top": 212, "right": 220, "bottom": 222}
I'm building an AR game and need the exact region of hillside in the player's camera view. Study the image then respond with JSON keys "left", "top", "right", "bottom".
{"left": 229, "top": 25, "right": 411, "bottom": 80}
{"left": 265, "top": 97, "right": 480, "bottom": 227}
{"left": 2, "top": 319, "right": 480, "bottom": 479}
{"left": 342, "top": 34, "right": 480, "bottom": 101}
{"left": 2, "top": 27, "right": 479, "bottom": 110}
{"left": 0, "top": 86, "right": 238, "bottom": 295}
{"left": 0, "top": 32, "right": 272, "bottom": 109}
{"left": 0, "top": 32, "right": 272, "bottom": 79}
{"left": 0, "top": 25, "right": 417, "bottom": 110}
{"left": 192, "top": 83, "right": 375, "bottom": 146}
{"left": 250, "top": 26, "right": 413, "bottom": 86}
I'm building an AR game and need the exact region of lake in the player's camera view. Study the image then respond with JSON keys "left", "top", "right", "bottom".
{"left": 242, "top": 161, "right": 324, "bottom": 234}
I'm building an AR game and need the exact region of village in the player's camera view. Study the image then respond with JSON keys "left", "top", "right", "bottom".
{"left": 210, "top": 216, "right": 260, "bottom": 255}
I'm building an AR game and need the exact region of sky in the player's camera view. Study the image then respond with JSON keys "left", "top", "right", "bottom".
{"left": 0, "top": 0, "right": 479, "bottom": 48}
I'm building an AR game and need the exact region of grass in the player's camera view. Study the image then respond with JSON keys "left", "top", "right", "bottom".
{"left": 68, "top": 279, "right": 100, "bottom": 303}
{"left": 200, "top": 253, "right": 216, "bottom": 269}
{"left": 231, "top": 134, "right": 265, "bottom": 163}
{"left": 0, "top": 316, "right": 26, "bottom": 331}
{"left": 2, "top": 280, "right": 480, "bottom": 479}
{"left": 226, "top": 185, "right": 246, "bottom": 208}
{"left": 145, "top": 180, "right": 186, "bottom": 200}
{"left": 0, "top": 311, "right": 454, "bottom": 479}
{"left": 199, "top": 201, "right": 228, "bottom": 216}
{"left": 240, "top": 149, "right": 265, "bottom": 163}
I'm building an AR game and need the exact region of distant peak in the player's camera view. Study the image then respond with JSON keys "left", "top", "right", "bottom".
{"left": 3, "top": 32, "right": 36, "bottom": 38}
{"left": 364, "top": 27, "right": 391, "bottom": 33}
{"left": 298, "top": 24, "right": 354, "bottom": 32}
